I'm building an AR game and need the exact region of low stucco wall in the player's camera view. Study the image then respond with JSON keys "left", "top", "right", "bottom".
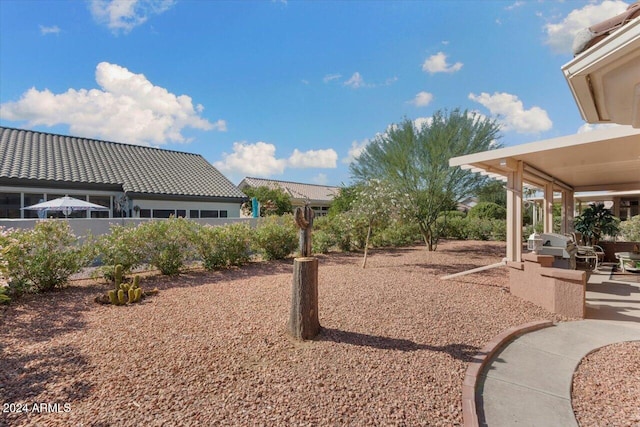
{"left": 508, "top": 253, "right": 586, "bottom": 318}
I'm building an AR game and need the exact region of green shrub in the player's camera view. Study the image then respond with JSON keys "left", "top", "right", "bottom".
{"left": 490, "top": 219, "right": 507, "bottom": 241}
{"left": 196, "top": 222, "right": 253, "bottom": 270}
{"left": 253, "top": 215, "right": 298, "bottom": 260}
{"left": 3, "top": 221, "right": 91, "bottom": 293}
{"left": 468, "top": 202, "right": 507, "bottom": 220}
{"left": 371, "top": 221, "right": 421, "bottom": 247}
{"left": 465, "top": 217, "right": 494, "bottom": 241}
{"left": 0, "top": 287, "right": 10, "bottom": 305}
{"left": 93, "top": 224, "right": 145, "bottom": 279}
{"left": 312, "top": 230, "right": 335, "bottom": 254}
{"left": 620, "top": 215, "right": 640, "bottom": 242}
{"left": 137, "top": 217, "right": 198, "bottom": 275}
{"left": 437, "top": 213, "right": 468, "bottom": 240}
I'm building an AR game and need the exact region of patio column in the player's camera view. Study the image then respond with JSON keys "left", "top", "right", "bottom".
{"left": 506, "top": 160, "right": 524, "bottom": 262}
{"left": 543, "top": 182, "right": 554, "bottom": 234}
{"left": 561, "top": 190, "right": 575, "bottom": 234}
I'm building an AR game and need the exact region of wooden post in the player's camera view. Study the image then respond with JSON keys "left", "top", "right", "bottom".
{"left": 289, "top": 257, "right": 320, "bottom": 340}
{"left": 289, "top": 204, "right": 320, "bottom": 340}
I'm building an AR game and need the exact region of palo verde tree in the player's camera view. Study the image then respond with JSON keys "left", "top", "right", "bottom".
{"left": 241, "top": 186, "right": 293, "bottom": 217}
{"left": 350, "top": 109, "right": 502, "bottom": 250}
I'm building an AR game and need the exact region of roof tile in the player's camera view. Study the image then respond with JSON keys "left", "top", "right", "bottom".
{"left": 0, "top": 126, "right": 246, "bottom": 200}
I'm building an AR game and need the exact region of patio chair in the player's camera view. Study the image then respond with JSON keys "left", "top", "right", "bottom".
{"left": 575, "top": 245, "right": 600, "bottom": 271}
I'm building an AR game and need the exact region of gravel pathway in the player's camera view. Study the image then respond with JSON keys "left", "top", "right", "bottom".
{"left": 1, "top": 241, "right": 569, "bottom": 426}
{"left": 572, "top": 340, "right": 640, "bottom": 427}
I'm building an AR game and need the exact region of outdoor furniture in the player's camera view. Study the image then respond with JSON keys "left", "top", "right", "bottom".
{"left": 575, "top": 245, "right": 605, "bottom": 271}
{"left": 615, "top": 252, "right": 640, "bottom": 272}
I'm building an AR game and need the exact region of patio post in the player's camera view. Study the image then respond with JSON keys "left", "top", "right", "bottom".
{"left": 561, "top": 190, "right": 575, "bottom": 234}
{"left": 543, "top": 182, "right": 554, "bottom": 234}
{"left": 506, "top": 160, "right": 524, "bottom": 262}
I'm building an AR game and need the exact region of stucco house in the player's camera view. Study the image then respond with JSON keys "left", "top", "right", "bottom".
{"left": 238, "top": 177, "right": 340, "bottom": 217}
{"left": 0, "top": 126, "right": 247, "bottom": 219}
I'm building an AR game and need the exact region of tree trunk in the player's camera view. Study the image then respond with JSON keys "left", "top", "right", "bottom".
{"left": 362, "top": 221, "right": 372, "bottom": 268}
{"left": 289, "top": 257, "right": 320, "bottom": 340}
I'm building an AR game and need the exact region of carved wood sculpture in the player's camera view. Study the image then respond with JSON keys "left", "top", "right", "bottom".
{"left": 289, "top": 205, "right": 320, "bottom": 340}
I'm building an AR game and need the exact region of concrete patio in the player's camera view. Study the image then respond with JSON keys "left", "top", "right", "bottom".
{"left": 476, "top": 265, "right": 640, "bottom": 427}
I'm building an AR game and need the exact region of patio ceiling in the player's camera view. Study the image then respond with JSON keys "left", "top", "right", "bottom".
{"left": 449, "top": 125, "right": 640, "bottom": 193}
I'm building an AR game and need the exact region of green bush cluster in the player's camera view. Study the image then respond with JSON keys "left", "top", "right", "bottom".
{"left": 137, "top": 217, "right": 198, "bottom": 275}
{"left": 619, "top": 215, "right": 640, "bottom": 242}
{"left": 437, "top": 213, "right": 506, "bottom": 242}
{"left": 252, "top": 215, "right": 298, "bottom": 261}
{"left": 93, "top": 224, "right": 145, "bottom": 279}
{"left": 195, "top": 222, "right": 253, "bottom": 270}
{"left": 1, "top": 221, "right": 92, "bottom": 295}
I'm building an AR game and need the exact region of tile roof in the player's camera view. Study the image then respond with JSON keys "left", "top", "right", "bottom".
{"left": 0, "top": 126, "right": 246, "bottom": 200}
{"left": 239, "top": 177, "right": 340, "bottom": 203}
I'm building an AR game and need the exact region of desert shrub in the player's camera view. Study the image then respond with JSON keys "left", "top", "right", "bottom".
{"left": 312, "top": 230, "right": 335, "bottom": 254}
{"left": 468, "top": 202, "right": 507, "bottom": 220}
{"left": 3, "top": 221, "right": 92, "bottom": 293}
{"left": 317, "top": 213, "right": 353, "bottom": 252}
{"left": 137, "top": 217, "right": 198, "bottom": 275}
{"left": 437, "top": 211, "right": 468, "bottom": 240}
{"left": 371, "top": 221, "right": 421, "bottom": 247}
{"left": 490, "top": 219, "right": 507, "bottom": 241}
{"left": 465, "top": 217, "right": 494, "bottom": 241}
{"left": 196, "top": 222, "right": 253, "bottom": 270}
{"left": 253, "top": 214, "right": 298, "bottom": 260}
{"left": 620, "top": 215, "right": 640, "bottom": 242}
{"left": 93, "top": 224, "right": 145, "bottom": 279}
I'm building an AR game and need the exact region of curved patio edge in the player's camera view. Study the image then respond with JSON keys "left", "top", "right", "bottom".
{"left": 461, "top": 320, "right": 555, "bottom": 427}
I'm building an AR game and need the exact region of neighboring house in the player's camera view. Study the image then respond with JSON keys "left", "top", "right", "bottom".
{"left": 0, "top": 126, "right": 247, "bottom": 219}
{"left": 238, "top": 177, "right": 340, "bottom": 217}
{"left": 457, "top": 197, "right": 477, "bottom": 213}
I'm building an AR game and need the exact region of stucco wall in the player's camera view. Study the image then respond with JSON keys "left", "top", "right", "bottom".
{"left": 508, "top": 253, "right": 586, "bottom": 318}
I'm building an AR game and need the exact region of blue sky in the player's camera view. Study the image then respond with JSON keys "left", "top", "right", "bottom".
{"left": 0, "top": 0, "right": 630, "bottom": 186}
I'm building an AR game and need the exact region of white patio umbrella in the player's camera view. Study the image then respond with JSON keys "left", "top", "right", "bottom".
{"left": 21, "top": 195, "right": 109, "bottom": 217}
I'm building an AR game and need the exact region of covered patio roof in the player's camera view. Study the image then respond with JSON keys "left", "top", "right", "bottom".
{"left": 449, "top": 125, "right": 640, "bottom": 193}
{"left": 449, "top": 125, "right": 640, "bottom": 262}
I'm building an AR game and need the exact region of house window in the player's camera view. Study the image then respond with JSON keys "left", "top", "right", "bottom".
{"left": 219, "top": 210, "right": 228, "bottom": 218}
{"left": 139, "top": 209, "right": 151, "bottom": 218}
{"left": 190, "top": 210, "right": 200, "bottom": 219}
{"left": 201, "top": 210, "right": 219, "bottom": 218}
{"left": 152, "top": 209, "right": 175, "bottom": 219}
{"left": 177, "top": 210, "right": 186, "bottom": 218}
{"left": 23, "top": 193, "right": 45, "bottom": 218}
{"left": 0, "top": 193, "right": 21, "bottom": 218}
{"left": 89, "top": 196, "right": 110, "bottom": 218}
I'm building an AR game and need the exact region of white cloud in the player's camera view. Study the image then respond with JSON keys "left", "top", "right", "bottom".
{"left": 214, "top": 142, "right": 287, "bottom": 177}
{"left": 323, "top": 73, "right": 342, "bottom": 83}
{"left": 344, "top": 72, "right": 366, "bottom": 89}
{"left": 413, "top": 117, "right": 433, "bottom": 130}
{"left": 342, "top": 139, "right": 370, "bottom": 164}
{"left": 422, "top": 52, "right": 463, "bottom": 74}
{"left": 39, "top": 25, "right": 61, "bottom": 35}
{"left": 506, "top": 1, "right": 524, "bottom": 11}
{"left": 544, "top": 0, "right": 629, "bottom": 54}
{"left": 0, "top": 62, "right": 222, "bottom": 145}
{"left": 410, "top": 91, "right": 434, "bottom": 107}
{"left": 288, "top": 148, "right": 338, "bottom": 168}
{"left": 89, "top": 0, "right": 176, "bottom": 34}
{"left": 468, "top": 92, "right": 552, "bottom": 133}
{"left": 215, "top": 143, "right": 338, "bottom": 177}
{"left": 577, "top": 122, "right": 621, "bottom": 133}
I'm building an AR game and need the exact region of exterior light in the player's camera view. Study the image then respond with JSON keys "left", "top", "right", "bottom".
{"left": 527, "top": 232, "right": 544, "bottom": 254}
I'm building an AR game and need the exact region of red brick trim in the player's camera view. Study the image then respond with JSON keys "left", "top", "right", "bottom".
{"left": 462, "top": 320, "right": 555, "bottom": 427}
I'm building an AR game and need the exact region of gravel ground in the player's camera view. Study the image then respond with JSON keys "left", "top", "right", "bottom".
{"left": 1, "top": 240, "right": 570, "bottom": 426}
{"left": 572, "top": 340, "right": 640, "bottom": 427}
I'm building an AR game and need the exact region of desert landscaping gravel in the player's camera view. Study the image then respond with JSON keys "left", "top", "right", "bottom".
{"left": 1, "top": 240, "right": 573, "bottom": 426}
{"left": 572, "top": 340, "right": 640, "bottom": 427}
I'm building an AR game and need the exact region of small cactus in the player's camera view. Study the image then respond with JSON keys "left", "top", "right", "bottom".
{"left": 114, "top": 264, "right": 124, "bottom": 288}
{"left": 108, "top": 290, "right": 118, "bottom": 305}
{"left": 100, "top": 273, "right": 147, "bottom": 306}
